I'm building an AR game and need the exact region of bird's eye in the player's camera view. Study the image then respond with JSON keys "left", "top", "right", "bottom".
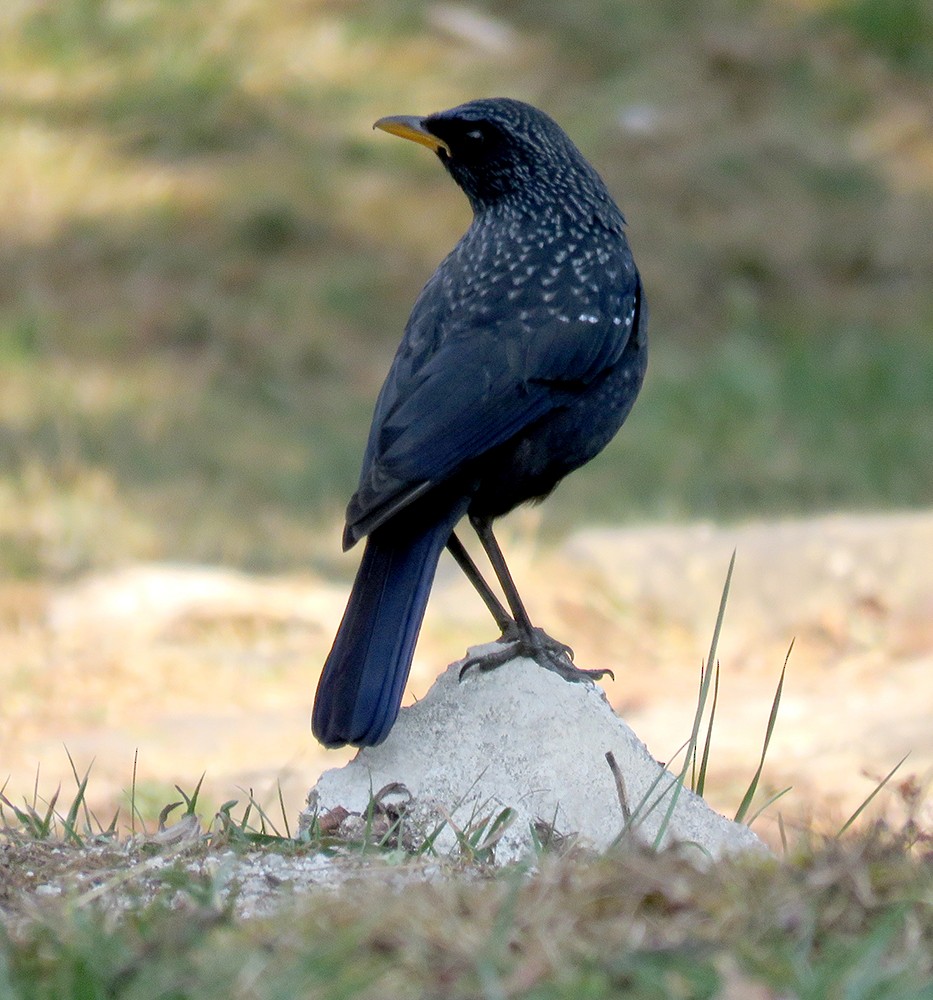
{"left": 465, "top": 129, "right": 484, "bottom": 142}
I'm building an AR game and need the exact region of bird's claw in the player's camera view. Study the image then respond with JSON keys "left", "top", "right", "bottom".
{"left": 458, "top": 628, "right": 611, "bottom": 684}
{"left": 458, "top": 643, "right": 521, "bottom": 679}
{"left": 497, "top": 623, "right": 574, "bottom": 662}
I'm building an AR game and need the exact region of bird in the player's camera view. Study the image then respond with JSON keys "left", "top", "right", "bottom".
{"left": 312, "top": 98, "right": 647, "bottom": 749}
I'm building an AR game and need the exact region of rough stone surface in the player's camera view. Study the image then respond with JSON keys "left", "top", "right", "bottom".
{"left": 305, "top": 647, "right": 767, "bottom": 865}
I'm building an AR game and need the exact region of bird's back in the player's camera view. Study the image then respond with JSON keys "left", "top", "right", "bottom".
{"left": 346, "top": 99, "right": 647, "bottom": 545}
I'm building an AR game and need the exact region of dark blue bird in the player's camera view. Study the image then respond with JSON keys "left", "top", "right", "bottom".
{"left": 312, "top": 98, "right": 647, "bottom": 748}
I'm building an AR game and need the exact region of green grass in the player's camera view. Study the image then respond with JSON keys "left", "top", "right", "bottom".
{"left": 2, "top": 322, "right": 932, "bottom": 575}
{"left": 829, "top": 0, "right": 933, "bottom": 74}
{"left": 0, "top": 826, "right": 930, "bottom": 999}
{"left": 526, "top": 325, "right": 933, "bottom": 532}
{"left": 1, "top": 0, "right": 931, "bottom": 576}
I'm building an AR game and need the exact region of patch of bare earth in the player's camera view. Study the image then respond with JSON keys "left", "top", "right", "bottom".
{"left": 1, "top": 511, "right": 931, "bottom": 851}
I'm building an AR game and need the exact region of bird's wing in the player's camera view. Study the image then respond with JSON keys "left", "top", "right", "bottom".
{"left": 346, "top": 258, "right": 643, "bottom": 541}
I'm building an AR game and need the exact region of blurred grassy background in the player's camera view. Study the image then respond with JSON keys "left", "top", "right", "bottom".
{"left": 1, "top": 0, "right": 931, "bottom": 580}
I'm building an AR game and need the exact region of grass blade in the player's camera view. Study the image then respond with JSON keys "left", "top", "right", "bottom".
{"left": 654, "top": 550, "right": 735, "bottom": 848}
{"left": 734, "top": 639, "right": 792, "bottom": 824}
{"left": 277, "top": 781, "right": 291, "bottom": 840}
{"left": 176, "top": 774, "right": 206, "bottom": 816}
{"left": 130, "top": 748, "right": 139, "bottom": 838}
{"left": 695, "top": 660, "right": 720, "bottom": 798}
{"left": 745, "top": 786, "right": 793, "bottom": 827}
{"left": 837, "top": 752, "right": 910, "bottom": 837}
{"left": 63, "top": 746, "right": 94, "bottom": 837}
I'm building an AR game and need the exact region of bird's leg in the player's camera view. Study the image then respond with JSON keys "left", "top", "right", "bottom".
{"left": 446, "top": 531, "right": 513, "bottom": 633}
{"left": 447, "top": 530, "right": 559, "bottom": 649}
{"left": 459, "top": 515, "right": 613, "bottom": 683}
{"left": 470, "top": 516, "right": 534, "bottom": 633}
{"left": 468, "top": 514, "right": 576, "bottom": 665}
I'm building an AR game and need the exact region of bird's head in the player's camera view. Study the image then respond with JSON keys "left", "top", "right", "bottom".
{"left": 374, "top": 98, "right": 611, "bottom": 216}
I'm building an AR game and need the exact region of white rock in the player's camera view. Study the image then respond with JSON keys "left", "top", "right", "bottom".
{"left": 305, "top": 646, "right": 767, "bottom": 866}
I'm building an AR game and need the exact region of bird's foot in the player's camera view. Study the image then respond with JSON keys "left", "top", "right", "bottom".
{"left": 459, "top": 627, "right": 613, "bottom": 684}
{"left": 499, "top": 621, "right": 575, "bottom": 663}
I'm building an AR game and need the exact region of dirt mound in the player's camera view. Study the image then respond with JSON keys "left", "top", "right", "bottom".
{"left": 2, "top": 511, "right": 930, "bottom": 846}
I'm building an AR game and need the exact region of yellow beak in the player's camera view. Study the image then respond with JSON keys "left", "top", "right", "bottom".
{"left": 373, "top": 115, "right": 451, "bottom": 155}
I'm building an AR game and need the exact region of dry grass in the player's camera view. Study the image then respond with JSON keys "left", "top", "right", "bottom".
{"left": 1, "top": 817, "right": 930, "bottom": 999}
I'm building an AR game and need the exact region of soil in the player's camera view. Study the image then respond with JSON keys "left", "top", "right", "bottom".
{"left": 2, "top": 509, "right": 931, "bottom": 857}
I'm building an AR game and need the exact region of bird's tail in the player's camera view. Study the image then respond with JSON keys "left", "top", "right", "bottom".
{"left": 312, "top": 499, "right": 468, "bottom": 748}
